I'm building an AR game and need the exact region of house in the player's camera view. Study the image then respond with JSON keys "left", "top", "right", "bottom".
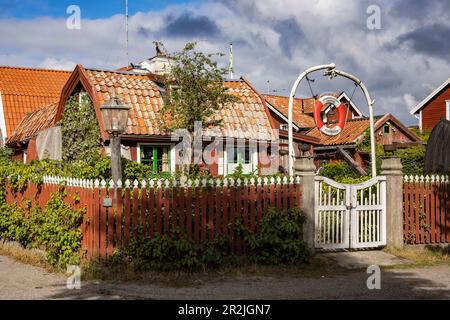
{"left": 410, "top": 77, "right": 450, "bottom": 132}
{"left": 307, "top": 114, "right": 422, "bottom": 173}
{"left": 264, "top": 93, "right": 421, "bottom": 174}
{"left": 0, "top": 66, "right": 71, "bottom": 147}
{"left": 7, "top": 64, "right": 299, "bottom": 176}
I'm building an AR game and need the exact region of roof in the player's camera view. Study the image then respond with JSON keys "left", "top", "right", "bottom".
{"left": 55, "top": 65, "right": 277, "bottom": 141}
{"left": 263, "top": 94, "right": 316, "bottom": 128}
{"left": 6, "top": 103, "right": 58, "bottom": 145}
{"left": 307, "top": 113, "right": 421, "bottom": 146}
{"left": 0, "top": 66, "right": 71, "bottom": 136}
{"left": 410, "top": 78, "right": 450, "bottom": 115}
{"left": 307, "top": 117, "right": 370, "bottom": 146}
{"left": 424, "top": 119, "right": 450, "bottom": 174}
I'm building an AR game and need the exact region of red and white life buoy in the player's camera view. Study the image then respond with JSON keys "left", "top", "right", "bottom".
{"left": 313, "top": 95, "right": 347, "bottom": 136}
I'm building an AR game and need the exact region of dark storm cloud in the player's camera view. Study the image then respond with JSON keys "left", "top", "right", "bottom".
{"left": 395, "top": 24, "right": 450, "bottom": 61}
{"left": 273, "top": 18, "right": 307, "bottom": 59}
{"left": 160, "top": 12, "right": 221, "bottom": 38}
{"left": 390, "top": 0, "right": 450, "bottom": 20}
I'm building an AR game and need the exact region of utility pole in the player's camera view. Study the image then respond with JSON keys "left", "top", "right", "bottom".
{"left": 125, "top": 0, "right": 129, "bottom": 66}
{"left": 229, "top": 43, "right": 233, "bottom": 79}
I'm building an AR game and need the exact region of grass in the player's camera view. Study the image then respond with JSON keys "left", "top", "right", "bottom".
{"left": 384, "top": 245, "right": 450, "bottom": 269}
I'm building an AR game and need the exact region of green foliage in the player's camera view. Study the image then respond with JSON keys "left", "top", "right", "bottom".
{"left": 357, "top": 129, "right": 426, "bottom": 176}
{"left": 30, "top": 188, "right": 84, "bottom": 267}
{"left": 395, "top": 145, "right": 426, "bottom": 176}
{"left": 60, "top": 94, "right": 102, "bottom": 162}
{"left": 0, "top": 187, "right": 84, "bottom": 268}
{"left": 320, "top": 162, "right": 359, "bottom": 181}
{"left": 121, "top": 234, "right": 231, "bottom": 272}
{"left": 0, "top": 147, "right": 13, "bottom": 164}
{"left": 159, "top": 42, "right": 238, "bottom": 132}
{"left": 0, "top": 203, "right": 32, "bottom": 247}
{"left": 411, "top": 128, "right": 431, "bottom": 143}
{"left": 248, "top": 207, "right": 311, "bottom": 265}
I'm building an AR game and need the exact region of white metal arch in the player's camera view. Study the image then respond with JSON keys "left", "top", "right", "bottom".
{"left": 288, "top": 64, "right": 377, "bottom": 177}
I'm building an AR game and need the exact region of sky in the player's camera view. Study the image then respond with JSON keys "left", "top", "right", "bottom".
{"left": 0, "top": 0, "right": 449, "bottom": 125}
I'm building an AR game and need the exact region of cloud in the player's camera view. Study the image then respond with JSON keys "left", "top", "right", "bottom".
{"left": 0, "top": 0, "right": 449, "bottom": 126}
{"left": 161, "top": 12, "right": 221, "bottom": 38}
{"left": 403, "top": 94, "right": 418, "bottom": 111}
{"left": 39, "top": 57, "right": 77, "bottom": 70}
{"left": 394, "top": 24, "right": 450, "bottom": 61}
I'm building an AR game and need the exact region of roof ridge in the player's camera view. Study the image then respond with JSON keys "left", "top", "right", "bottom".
{"left": 0, "top": 65, "right": 72, "bottom": 73}
{"left": 84, "top": 67, "right": 150, "bottom": 77}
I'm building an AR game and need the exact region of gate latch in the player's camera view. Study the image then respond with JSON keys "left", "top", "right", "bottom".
{"left": 346, "top": 204, "right": 355, "bottom": 210}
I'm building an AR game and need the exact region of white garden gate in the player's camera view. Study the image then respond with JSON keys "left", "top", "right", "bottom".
{"left": 314, "top": 176, "right": 387, "bottom": 250}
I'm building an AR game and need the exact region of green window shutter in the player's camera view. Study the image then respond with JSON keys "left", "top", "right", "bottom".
{"left": 153, "top": 147, "right": 158, "bottom": 172}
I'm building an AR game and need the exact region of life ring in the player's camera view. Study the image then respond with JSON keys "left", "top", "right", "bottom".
{"left": 314, "top": 95, "right": 347, "bottom": 136}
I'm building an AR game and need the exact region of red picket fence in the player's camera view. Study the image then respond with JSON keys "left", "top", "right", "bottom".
{"left": 403, "top": 175, "right": 450, "bottom": 244}
{"left": 4, "top": 176, "right": 301, "bottom": 259}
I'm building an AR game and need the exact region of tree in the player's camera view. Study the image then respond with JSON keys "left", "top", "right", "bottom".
{"left": 159, "top": 42, "right": 237, "bottom": 132}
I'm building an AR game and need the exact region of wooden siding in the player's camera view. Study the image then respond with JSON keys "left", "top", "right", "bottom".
{"left": 422, "top": 84, "right": 450, "bottom": 131}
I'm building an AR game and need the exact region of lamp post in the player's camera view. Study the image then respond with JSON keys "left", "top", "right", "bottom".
{"left": 100, "top": 91, "right": 131, "bottom": 184}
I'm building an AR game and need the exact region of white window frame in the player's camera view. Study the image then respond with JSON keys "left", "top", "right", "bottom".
{"left": 446, "top": 100, "right": 450, "bottom": 121}
{"left": 137, "top": 143, "right": 175, "bottom": 173}
{"left": 222, "top": 144, "right": 258, "bottom": 176}
{"left": 0, "top": 92, "right": 7, "bottom": 146}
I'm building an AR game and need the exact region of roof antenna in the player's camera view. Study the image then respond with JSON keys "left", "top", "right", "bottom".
{"left": 228, "top": 43, "right": 233, "bottom": 80}
{"left": 267, "top": 80, "right": 270, "bottom": 94}
{"left": 125, "top": 0, "right": 129, "bottom": 66}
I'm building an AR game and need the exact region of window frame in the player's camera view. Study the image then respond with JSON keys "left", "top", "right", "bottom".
{"left": 137, "top": 143, "right": 175, "bottom": 173}
{"left": 446, "top": 100, "right": 450, "bottom": 121}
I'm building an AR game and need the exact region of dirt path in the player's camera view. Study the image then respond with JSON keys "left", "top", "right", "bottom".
{"left": 1, "top": 254, "right": 449, "bottom": 300}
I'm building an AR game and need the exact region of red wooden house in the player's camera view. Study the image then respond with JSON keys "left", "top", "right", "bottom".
{"left": 410, "top": 78, "right": 450, "bottom": 132}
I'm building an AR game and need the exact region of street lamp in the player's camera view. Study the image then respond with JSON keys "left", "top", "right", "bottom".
{"left": 100, "top": 91, "right": 131, "bottom": 183}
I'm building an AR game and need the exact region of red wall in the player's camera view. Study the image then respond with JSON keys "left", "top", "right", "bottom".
{"left": 422, "top": 84, "right": 450, "bottom": 131}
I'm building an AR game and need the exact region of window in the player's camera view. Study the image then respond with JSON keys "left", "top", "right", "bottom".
{"left": 446, "top": 100, "right": 450, "bottom": 121}
{"left": 224, "top": 145, "right": 258, "bottom": 175}
{"left": 383, "top": 124, "right": 391, "bottom": 134}
{"left": 138, "top": 144, "right": 172, "bottom": 173}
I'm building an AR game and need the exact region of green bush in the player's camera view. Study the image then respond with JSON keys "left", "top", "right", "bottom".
{"left": 320, "top": 162, "right": 359, "bottom": 181}
{"left": 0, "top": 187, "right": 84, "bottom": 269}
{"left": 248, "top": 207, "right": 311, "bottom": 265}
{"left": 122, "top": 234, "right": 231, "bottom": 272}
{"left": 395, "top": 146, "right": 426, "bottom": 176}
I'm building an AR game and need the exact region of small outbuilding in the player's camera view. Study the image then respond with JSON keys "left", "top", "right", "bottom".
{"left": 424, "top": 119, "right": 450, "bottom": 174}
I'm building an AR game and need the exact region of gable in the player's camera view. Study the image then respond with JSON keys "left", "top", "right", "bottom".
{"left": 411, "top": 78, "right": 450, "bottom": 115}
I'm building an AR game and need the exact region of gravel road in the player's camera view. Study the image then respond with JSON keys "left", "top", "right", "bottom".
{"left": 1, "top": 254, "right": 449, "bottom": 300}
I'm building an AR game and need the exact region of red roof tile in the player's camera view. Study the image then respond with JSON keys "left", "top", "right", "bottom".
{"left": 263, "top": 94, "right": 316, "bottom": 128}
{"left": 81, "top": 67, "right": 277, "bottom": 141}
{"left": 6, "top": 103, "right": 58, "bottom": 144}
{"left": 0, "top": 66, "right": 71, "bottom": 136}
{"left": 306, "top": 118, "right": 370, "bottom": 146}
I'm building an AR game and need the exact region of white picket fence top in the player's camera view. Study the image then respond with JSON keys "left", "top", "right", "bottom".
{"left": 42, "top": 175, "right": 302, "bottom": 189}
{"left": 404, "top": 175, "right": 449, "bottom": 183}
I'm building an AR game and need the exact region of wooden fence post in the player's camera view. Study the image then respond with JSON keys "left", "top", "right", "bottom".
{"left": 381, "top": 157, "right": 404, "bottom": 248}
